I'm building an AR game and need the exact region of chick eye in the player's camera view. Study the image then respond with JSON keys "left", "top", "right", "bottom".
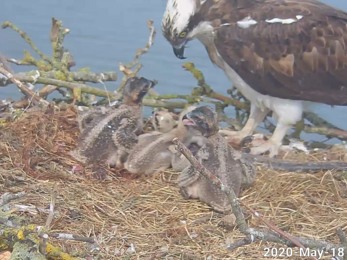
{"left": 179, "top": 31, "right": 187, "bottom": 38}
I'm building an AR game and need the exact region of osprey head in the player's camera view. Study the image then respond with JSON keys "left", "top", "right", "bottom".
{"left": 123, "top": 77, "right": 155, "bottom": 105}
{"left": 182, "top": 106, "right": 219, "bottom": 137}
{"left": 162, "top": 0, "right": 203, "bottom": 59}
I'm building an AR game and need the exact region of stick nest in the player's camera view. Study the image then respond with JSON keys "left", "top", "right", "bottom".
{"left": 0, "top": 108, "right": 346, "bottom": 259}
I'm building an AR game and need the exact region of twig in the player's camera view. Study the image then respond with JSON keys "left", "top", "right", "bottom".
{"left": 0, "top": 71, "right": 117, "bottom": 85}
{"left": 304, "top": 111, "right": 343, "bottom": 131}
{"left": 38, "top": 183, "right": 58, "bottom": 255}
{"left": 0, "top": 73, "right": 121, "bottom": 100}
{"left": 304, "top": 125, "right": 347, "bottom": 140}
{"left": 11, "top": 204, "right": 60, "bottom": 217}
{"left": 39, "top": 233, "right": 49, "bottom": 255}
{"left": 143, "top": 98, "right": 187, "bottom": 109}
{"left": 0, "top": 67, "right": 50, "bottom": 107}
{"left": 49, "top": 17, "right": 69, "bottom": 63}
{"left": 215, "top": 103, "right": 242, "bottom": 130}
{"left": 5, "top": 50, "right": 52, "bottom": 71}
{"left": 118, "top": 19, "right": 156, "bottom": 92}
{"left": 0, "top": 51, "right": 13, "bottom": 73}
{"left": 242, "top": 154, "right": 347, "bottom": 172}
{"left": 45, "top": 183, "right": 58, "bottom": 228}
{"left": 182, "top": 62, "right": 249, "bottom": 110}
{"left": 44, "top": 232, "right": 95, "bottom": 243}
{"left": 125, "top": 19, "right": 156, "bottom": 69}
{"left": 2, "top": 21, "right": 53, "bottom": 65}
{"left": 173, "top": 138, "right": 346, "bottom": 259}
{"left": 227, "top": 235, "right": 253, "bottom": 250}
{"left": 0, "top": 191, "right": 26, "bottom": 208}
{"left": 239, "top": 201, "right": 307, "bottom": 248}
{"left": 151, "top": 93, "right": 215, "bottom": 104}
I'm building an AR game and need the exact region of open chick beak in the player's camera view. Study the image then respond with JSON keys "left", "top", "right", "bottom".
{"left": 173, "top": 46, "right": 186, "bottom": 59}
{"left": 182, "top": 114, "right": 195, "bottom": 126}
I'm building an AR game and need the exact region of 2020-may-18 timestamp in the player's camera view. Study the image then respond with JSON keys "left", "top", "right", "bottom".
{"left": 264, "top": 247, "right": 345, "bottom": 259}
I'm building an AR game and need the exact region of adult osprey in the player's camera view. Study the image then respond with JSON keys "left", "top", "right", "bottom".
{"left": 162, "top": 0, "right": 347, "bottom": 157}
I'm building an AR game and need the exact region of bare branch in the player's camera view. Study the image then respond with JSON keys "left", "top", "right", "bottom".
{"left": 242, "top": 154, "right": 347, "bottom": 172}
{"left": 45, "top": 233, "right": 95, "bottom": 243}
{"left": 0, "top": 51, "right": 13, "bottom": 73}
{"left": 304, "top": 111, "right": 344, "bottom": 131}
{"left": 0, "top": 70, "right": 117, "bottom": 85}
{"left": 0, "top": 67, "right": 50, "bottom": 107}
{"left": 125, "top": 19, "right": 156, "bottom": 69}
{"left": 0, "top": 191, "right": 26, "bottom": 208}
{"left": 45, "top": 183, "right": 58, "bottom": 229}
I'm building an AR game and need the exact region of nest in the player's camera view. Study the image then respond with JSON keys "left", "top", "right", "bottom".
{"left": 0, "top": 107, "right": 346, "bottom": 259}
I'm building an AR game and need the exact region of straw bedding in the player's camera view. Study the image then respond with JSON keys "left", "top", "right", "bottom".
{"left": 0, "top": 107, "right": 346, "bottom": 259}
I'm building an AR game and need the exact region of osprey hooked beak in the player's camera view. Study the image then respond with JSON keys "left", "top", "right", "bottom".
{"left": 173, "top": 45, "right": 186, "bottom": 59}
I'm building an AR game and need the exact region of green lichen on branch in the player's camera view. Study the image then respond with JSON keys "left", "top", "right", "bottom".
{"left": 0, "top": 224, "right": 79, "bottom": 260}
{"left": 150, "top": 93, "right": 218, "bottom": 105}
{"left": 2, "top": 21, "right": 53, "bottom": 65}
{"left": 21, "top": 51, "right": 52, "bottom": 71}
{"left": 49, "top": 18, "right": 68, "bottom": 63}
{"left": 49, "top": 18, "right": 70, "bottom": 76}
{"left": 9, "top": 240, "right": 46, "bottom": 260}
{"left": 182, "top": 62, "right": 249, "bottom": 110}
{"left": 3, "top": 19, "right": 72, "bottom": 79}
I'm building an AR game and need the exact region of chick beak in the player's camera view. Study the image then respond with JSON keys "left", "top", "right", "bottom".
{"left": 182, "top": 114, "right": 195, "bottom": 126}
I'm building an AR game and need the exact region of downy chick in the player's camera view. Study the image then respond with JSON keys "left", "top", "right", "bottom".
{"left": 70, "top": 77, "right": 154, "bottom": 167}
{"left": 77, "top": 106, "right": 109, "bottom": 133}
{"left": 178, "top": 106, "right": 256, "bottom": 213}
{"left": 171, "top": 132, "right": 205, "bottom": 172}
{"left": 125, "top": 106, "right": 199, "bottom": 175}
{"left": 151, "top": 110, "right": 175, "bottom": 133}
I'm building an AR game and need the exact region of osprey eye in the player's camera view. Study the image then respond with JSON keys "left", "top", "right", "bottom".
{"left": 179, "top": 31, "right": 187, "bottom": 38}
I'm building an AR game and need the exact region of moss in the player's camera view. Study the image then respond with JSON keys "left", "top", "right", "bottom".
{"left": 22, "top": 50, "right": 35, "bottom": 63}
{"left": 45, "top": 243, "right": 77, "bottom": 260}
{"left": 52, "top": 42, "right": 57, "bottom": 58}
{"left": 37, "top": 60, "right": 52, "bottom": 71}
{"left": 10, "top": 241, "right": 46, "bottom": 260}
{"left": 78, "top": 67, "right": 90, "bottom": 73}
{"left": 191, "top": 87, "right": 204, "bottom": 96}
{"left": 0, "top": 238, "right": 10, "bottom": 250}
{"left": 73, "top": 88, "right": 82, "bottom": 102}
{"left": 54, "top": 71, "right": 67, "bottom": 81}
{"left": 183, "top": 62, "right": 205, "bottom": 83}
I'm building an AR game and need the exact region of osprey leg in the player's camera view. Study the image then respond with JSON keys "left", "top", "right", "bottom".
{"left": 248, "top": 122, "right": 292, "bottom": 157}
{"left": 220, "top": 105, "right": 269, "bottom": 144}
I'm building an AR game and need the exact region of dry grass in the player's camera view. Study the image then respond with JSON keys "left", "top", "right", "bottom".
{"left": 0, "top": 107, "right": 346, "bottom": 260}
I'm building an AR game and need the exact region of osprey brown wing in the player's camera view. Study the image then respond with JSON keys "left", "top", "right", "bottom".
{"left": 213, "top": 0, "right": 347, "bottom": 105}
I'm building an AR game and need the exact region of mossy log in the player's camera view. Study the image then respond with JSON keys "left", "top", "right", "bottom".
{"left": 9, "top": 240, "right": 46, "bottom": 260}
{"left": 0, "top": 225, "right": 80, "bottom": 260}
